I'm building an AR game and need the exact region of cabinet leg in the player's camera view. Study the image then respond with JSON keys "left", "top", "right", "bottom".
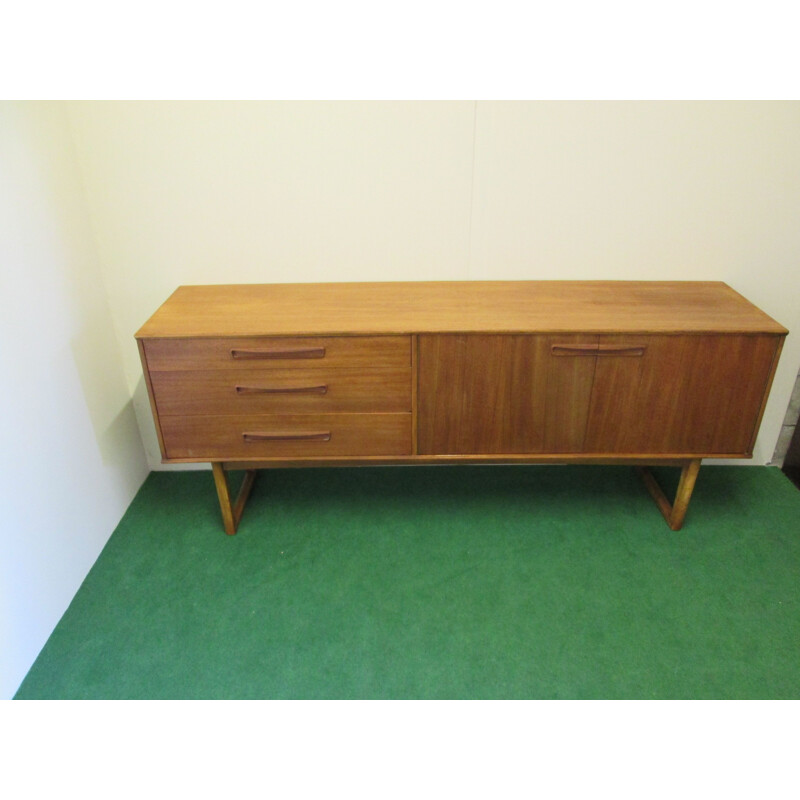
{"left": 211, "top": 463, "right": 258, "bottom": 535}
{"left": 637, "top": 459, "right": 701, "bottom": 531}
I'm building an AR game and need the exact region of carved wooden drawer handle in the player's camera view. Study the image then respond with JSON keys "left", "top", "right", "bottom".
{"left": 230, "top": 346, "right": 326, "bottom": 360}
{"left": 596, "top": 345, "right": 646, "bottom": 357}
{"left": 235, "top": 384, "right": 328, "bottom": 395}
{"left": 551, "top": 344, "right": 598, "bottom": 356}
{"left": 242, "top": 431, "right": 332, "bottom": 443}
{"left": 552, "top": 344, "right": 646, "bottom": 357}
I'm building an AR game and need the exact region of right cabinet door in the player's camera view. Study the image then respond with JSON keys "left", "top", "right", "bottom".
{"left": 583, "top": 334, "right": 780, "bottom": 456}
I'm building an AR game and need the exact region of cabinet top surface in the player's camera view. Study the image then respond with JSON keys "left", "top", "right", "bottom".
{"left": 135, "top": 281, "right": 787, "bottom": 338}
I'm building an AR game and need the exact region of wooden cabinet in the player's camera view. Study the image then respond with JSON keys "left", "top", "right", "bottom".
{"left": 417, "top": 332, "right": 780, "bottom": 457}
{"left": 136, "top": 281, "right": 786, "bottom": 533}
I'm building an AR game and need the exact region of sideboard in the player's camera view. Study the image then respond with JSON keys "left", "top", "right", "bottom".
{"left": 135, "top": 281, "right": 787, "bottom": 533}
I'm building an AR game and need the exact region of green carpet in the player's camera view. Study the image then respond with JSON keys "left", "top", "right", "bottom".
{"left": 14, "top": 465, "right": 800, "bottom": 699}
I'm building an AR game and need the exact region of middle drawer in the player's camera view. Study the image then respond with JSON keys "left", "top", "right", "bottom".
{"left": 150, "top": 367, "right": 411, "bottom": 416}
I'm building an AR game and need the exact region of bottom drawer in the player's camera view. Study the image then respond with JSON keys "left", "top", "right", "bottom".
{"left": 161, "top": 413, "right": 412, "bottom": 460}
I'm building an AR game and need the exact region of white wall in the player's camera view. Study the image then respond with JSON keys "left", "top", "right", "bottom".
{"left": 0, "top": 102, "right": 149, "bottom": 698}
{"left": 64, "top": 101, "right": 800, "bottom": 468}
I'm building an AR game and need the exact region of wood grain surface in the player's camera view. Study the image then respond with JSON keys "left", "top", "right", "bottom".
{"left": 160, "top": 412, "right": 412, "bottom": 459}
{"left": 143, "top": 335, "right": 410, "bottom": 370}
{"left": 135, "top": 281, "right": 787, "bottom": 338}
{"left": 417, "top": 334, "right": 598, "bottom": 454}
{"left": 583, "top": 334, "right": 780, "bottom": 454}
{"left": 418, "top": 332, "right": 781, "bottom": 457}
{"left": 150, "top": 367, "right": 411, "bottom": 415}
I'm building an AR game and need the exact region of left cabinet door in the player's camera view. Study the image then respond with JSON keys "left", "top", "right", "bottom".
{"left": 417, "top": 334, "right": 599, "bottom": 455}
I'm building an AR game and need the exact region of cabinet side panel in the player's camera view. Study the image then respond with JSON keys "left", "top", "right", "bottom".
{"left": 584, "top": 334, "right": 780, "bottom": 455}
{"left": 746, "top": 335, "right": 785, "bottom": 454}
{"left": 137, "top": 338, "right": 167, "bottom": 460}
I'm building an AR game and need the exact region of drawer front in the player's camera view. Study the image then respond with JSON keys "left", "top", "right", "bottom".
{"left": 150, "top": 367, "right": 411, "bottom": 416}
{"left": 143, "top": 335, "right": 410, "bottom": 371}
{"left": 160, "top": 413, "right": 412, "bottom": 459}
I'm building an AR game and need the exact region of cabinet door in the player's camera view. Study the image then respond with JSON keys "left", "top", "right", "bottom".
{"left": 583, "top": 334, "right": 780, "bottom": 456}
{"left": 417, "top": 334, "right": 598, "bottom": 454}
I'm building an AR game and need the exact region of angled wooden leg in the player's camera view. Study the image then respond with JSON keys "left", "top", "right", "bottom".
{"left": 211, "top": 463, "right": 258, "bottom": 535}
{"left": 637, "top": 459, "right": 701, "bottom": 531}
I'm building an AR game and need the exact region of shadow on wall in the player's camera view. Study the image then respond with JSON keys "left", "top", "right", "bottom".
{"left": 772, "top": 366, "right": 800, "bottom": 466}
{"left": 70, "top": 326, "right": 146, "bottom": 474}
{"left": 97, "top": 398, "right": 141, "bottom": 471}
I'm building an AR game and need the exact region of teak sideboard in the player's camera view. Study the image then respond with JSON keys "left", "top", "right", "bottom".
{"left": 135, "top": 281, "right": 787, "bottom": 534}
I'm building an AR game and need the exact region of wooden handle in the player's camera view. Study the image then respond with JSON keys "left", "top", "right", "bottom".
{"left": 597, "top": 345, "right": 646, "bottom": 357}
{"left": 552, "top": 344, "right": 646, "bottom": 357}
{"left": 242, "top": 431, "right": 332, "bottom": 443}
{"left": 230, "top": 346, "right": 326, "bottom": 360}
{"left": 551, "top": 344, "right": 598, "bottom": 356}
{"left": 235, "top": 384, "right": 328, "bottom": 395}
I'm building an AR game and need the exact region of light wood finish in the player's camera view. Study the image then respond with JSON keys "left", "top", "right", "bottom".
{"left": 160, "top": 413, "right": 412, "bottom": 460}
{"left": 135, "top": 281, "right": 787, "bottom": 339}
{"left": 142, "top": 335, "right": 410, "bottom": 371}
{"left": 135, "top": 281, "right": 787, "bottom": 533}
{"left": 637, "top": 460, "right": 702, "bottom": 531}
{"left": 149, "top": 367, "right": 411, "bottom": 416}
{"left": 212, "top": 463, "right": 257, "bottom": 535}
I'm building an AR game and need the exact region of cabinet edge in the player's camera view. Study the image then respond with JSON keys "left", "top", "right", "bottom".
{"left": 137, "top": 339, "right": 168, "bottom": 460}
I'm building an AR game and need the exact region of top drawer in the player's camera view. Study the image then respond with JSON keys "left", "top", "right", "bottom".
{"left": 142, "top": 335, "right": 411, "bottom": 371}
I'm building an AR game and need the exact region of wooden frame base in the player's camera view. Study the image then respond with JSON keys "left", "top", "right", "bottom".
{"left": 636, "top": 459, "right": 701, "bottom": 531}
{"left": 211, "top": 463, "right": 258, "bottom": 535}
{"left": 209, "top": 458, "right": 703, "bottom": 535}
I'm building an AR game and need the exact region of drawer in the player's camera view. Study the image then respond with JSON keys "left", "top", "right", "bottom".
{"left": 160, "top": 413, "right": 412, "bottom": 459}
{"left": 150, "top": 367, "right": 411, "bottom": 415}
{"left": 143, "top": 335, "right": 410, "bottom": 371}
